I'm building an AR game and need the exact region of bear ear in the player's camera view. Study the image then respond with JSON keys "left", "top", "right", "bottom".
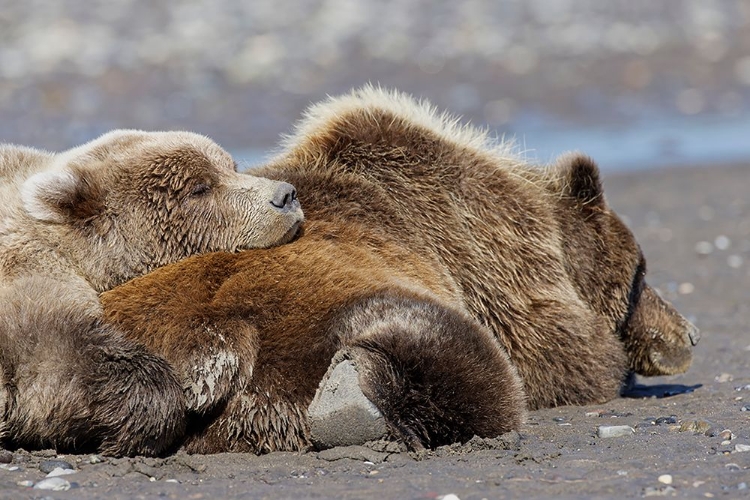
{"left": 556, "top": 152, "right": 605, "bottom": 209}
{"left": 21, "top": 166, "right": 105, "bottom": 224}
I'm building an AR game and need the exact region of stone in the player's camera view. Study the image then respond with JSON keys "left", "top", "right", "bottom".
{"left": 47, "top": 467, "right": 77, "bottom": 477}
{"left": 0, "top": 450, "right": 12, "bottom": 463}
{"left": 695, "top": 241, "right": 713, "bottom": 255}
{"left": 720, "top": 430, "right": 735, "bottom": 441}
{"left": 715, "top": 373, "right": 734, "bottom": 383}
{"left": 658, "top": 474, "right": 673, "bottom": 485}
{"left": 33, "top": 477, "right": 71, "bottom": 491}
{"left": 16, "top": 480, "right": 34, "bottom": 487}
{"left": 734, "top": 444, "right": 750, "bottom": 453}
{"left": 317, "top": 445, "right": 388, "bottom": 464}
{"left": 88, "top": 455, "right": 103, "bottom": 464}
{"left": 597, "top": 425, "right": 634, "bottom": 438}
{"left": 308, "top": 356, "right": 388, "bottom": 449}
{"left": 39, "top": 459, "right": 74, "bottom": 474}
{"left": 644, "top": 485, "right": 676, "bottom": 496}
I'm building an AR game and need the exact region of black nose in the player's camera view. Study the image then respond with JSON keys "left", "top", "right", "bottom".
{"left": 270, "top": 182, "right": 298, "bottom": 211}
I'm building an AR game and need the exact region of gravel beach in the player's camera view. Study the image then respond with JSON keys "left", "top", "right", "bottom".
{"left": 0, "top": 162, "right": 747, "bottom": 499}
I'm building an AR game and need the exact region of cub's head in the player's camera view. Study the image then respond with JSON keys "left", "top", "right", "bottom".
{"left": 21, "top": 130, "right": 303, "bottom": 291}
{"left": 552, "top": 153, "right": 699, "bottom": 377}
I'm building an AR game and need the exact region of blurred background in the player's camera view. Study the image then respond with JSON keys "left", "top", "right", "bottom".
{"left": 1, "top": 0, "right": 749, "bottom": 171}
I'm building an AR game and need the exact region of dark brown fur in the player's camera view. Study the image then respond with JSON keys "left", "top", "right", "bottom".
{"left": 99, "top": 88, "right": 698, "bottom": 456}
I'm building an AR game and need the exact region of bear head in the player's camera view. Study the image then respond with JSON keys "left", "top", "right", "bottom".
{"left": 20, "top": 130, "right": 303, "bottom": 291}
{"left": 553, "top": 153, "right": 699, "bottom": 377}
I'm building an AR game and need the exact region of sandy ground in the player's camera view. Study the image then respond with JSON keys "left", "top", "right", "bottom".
{"left": 1, "top": 163, "right": 749, "bottom": 499}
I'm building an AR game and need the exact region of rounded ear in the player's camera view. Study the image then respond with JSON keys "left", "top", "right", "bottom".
{"left": 556, "top": 152, "right": 605, "bottom": 209}
{"left": 21, "top": 166, "right": 105, "bottom": 224}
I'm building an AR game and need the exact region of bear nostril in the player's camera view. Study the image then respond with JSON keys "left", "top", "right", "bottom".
{"left": 270, "top": 182, "right": 298, "bottom": 211}
{"left": 687, "top": 323, "right": 701, "bottom": 346}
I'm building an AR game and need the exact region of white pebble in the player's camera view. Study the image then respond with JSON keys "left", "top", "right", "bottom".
{"left": 439, "top": 495, "right": 461, "bottom": 500}
{"left": 46, "top": 467, "right": 77, "bottom": 477}
{"left": 714, "top": 235, "right": 731, "bottom": 250}
{"left": 16, "top": 480, "right": 34, "bottom": 487}
{"left": 715, "top": 373, "right": 734, "bottom": 383}
{"left": 678, "top": 282, "right": 694, "bottom": 295}
{"left": 735, "top": 444, "right": 750, "bottom": 453}
{"left": 165, "top": 479, "right": 179, "bottom": 483}
{"left": 597, "top": 425, "right": 634, "bottom": 438}
{"left": 33, "top": 477, "right": 71, "bottom": 491}
{"left": 658, "top": 474, "right": 673, "bottom": 485}
{"left": 728, "top": 255, "right": 743, "bottom": 268}
{"left": 695, "top": 241, "right": 713, "bottom": 255}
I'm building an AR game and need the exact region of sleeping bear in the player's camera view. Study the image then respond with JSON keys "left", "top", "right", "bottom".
{"left": 0, "top": 131, "right": 303, "bottom": 456}
{"left": 101, "top": 87, "right": 699, "bottom": 455}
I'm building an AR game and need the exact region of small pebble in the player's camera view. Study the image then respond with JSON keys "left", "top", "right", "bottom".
{"left": 165, "top": 479, "right": 179, "bottom": 483}
{"left": 715, "top": 373, "right": 734, "bottom": 383}
{"left": 658, "top": 474, "right": 673, "bottom": 485}
{"left": 714, "top": 235, "right": 731, "bottom": 250}
{"left": 728, "top": 255, "right": 743, "bottom": 268}
{"left": 644, "top": 485, "right": 676, "bottom": 496}
{"left": 438, "top": 495, "right": 460, "bottom": 500}
{"left": 39, "top": 460, "right": 74, "bottom": 474}
{"left": 677, "top": 282, "right": 694, "bottom": 294}
{"left": 47, "top": 467, "right": 77, "bottom": 477}
{"left": 719, "top": 429, "right": 737, "bottom": 440}
{"left": 725, "top": 463, "right": 741, "bottom": 471}
{"left": 655, "top": 416, "right": 678, "bottom": 425}
{"left": 739, "top": 482, "right": 748, "bottom": 490}
{"left": 0, "top": 450, "right": 12, "bottom": 463}
{"left": 585, "top": 411, "right": 602, "bottom": 417}
{"left": 597, "top": 425, "right": 634, "bottom": 438}
{"left": 741, "top": 406, "right": 750, "bottom": 412}
{"left": 88, "top": 455, "right": 103, "bottom": 464}
{"left": 33, "top": 477, "right": 71, "bottom": 491}
{"left": 735, "top": 444, "right": 750, "bottom": 453}
{"left": 693, "top": 480, "right": 705, "bottom": 487}
{"left": 695, "top": 241, "right": 713, "bottom": 255}
{"left": 0, "top": 464, "right": 19, "bottom": 471}
{"left": 735, "top": 384, "right": 750, "bottom": 391}
{"left": 16, "top": 480, "right": 34, "bottom": 487}
{"left": 552, "top": 417, "right": 565, "bottom": 422}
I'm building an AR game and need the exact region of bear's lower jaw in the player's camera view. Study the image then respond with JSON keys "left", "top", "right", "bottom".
{"left": 275, "top": 221, "right": 303, "bottom": 246}
{"left": 641, "top": 349, "right": 693, "bottom": 376}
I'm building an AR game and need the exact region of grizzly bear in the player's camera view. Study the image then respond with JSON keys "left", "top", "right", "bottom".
{"left": 0, "top": 130, "right": 303, "bottom": 456}
{"left": 102, "top": 87, "right": 699, "bottom": 455}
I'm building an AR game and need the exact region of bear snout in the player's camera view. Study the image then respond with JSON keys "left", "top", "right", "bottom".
{"left": 270, "top": 182, "right": 299, "bottom": 212}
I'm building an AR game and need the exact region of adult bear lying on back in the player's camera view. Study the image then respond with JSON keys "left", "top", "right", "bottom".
{"left": 102, "top": 86, "right": 699, "bottom": 454}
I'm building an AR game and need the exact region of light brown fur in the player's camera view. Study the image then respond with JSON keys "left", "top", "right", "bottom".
{"left": 0, "top": 130, "right": 303, "bottom": 456}
{"left": 99, "top": 87, "right": 696, "bottom": 455}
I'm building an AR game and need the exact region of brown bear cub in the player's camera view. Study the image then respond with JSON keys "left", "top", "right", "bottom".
{"left": 101, "top": 87, "right": 699, "bottom": 456}
{"left": 0, "top": 131, "right": 303, "bottom": 456}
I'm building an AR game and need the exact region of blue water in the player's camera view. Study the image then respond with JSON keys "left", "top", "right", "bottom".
{"left": 233, "top": 114, "right": 750, "bottom": 173}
